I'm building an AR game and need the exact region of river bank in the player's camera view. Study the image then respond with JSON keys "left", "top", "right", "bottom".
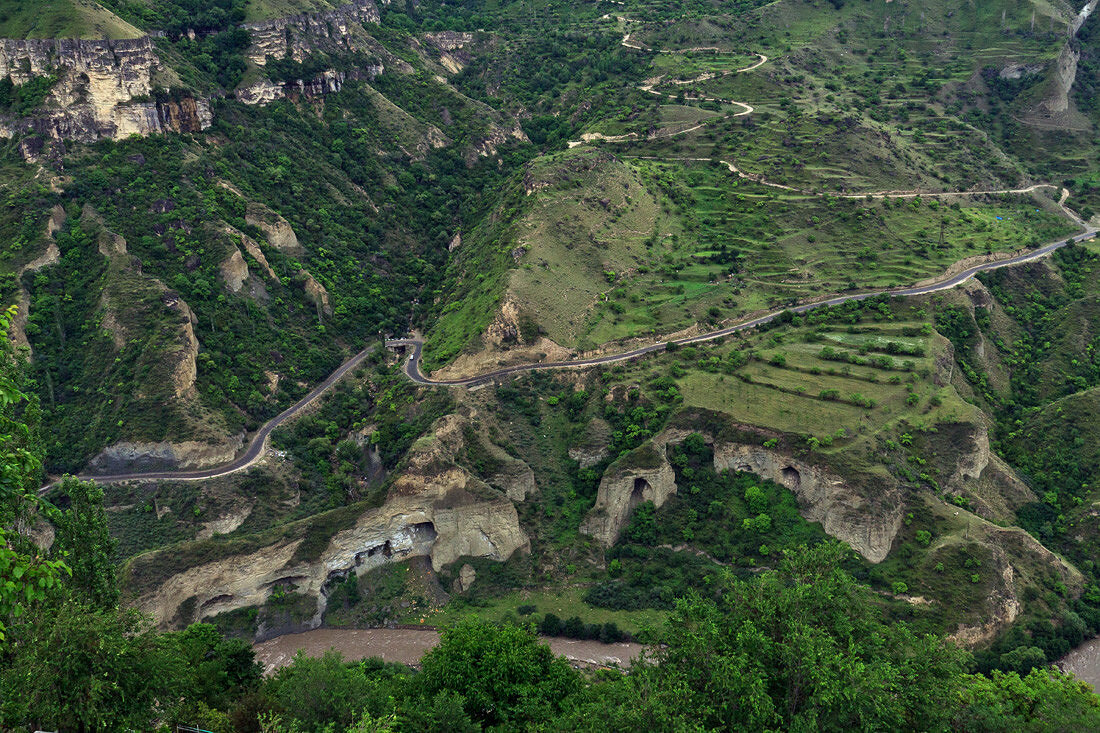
{"left": 253, "top": 627, "right": 645, "bottom": 674}
{"left": 1059, "top": 637, "right": 1100, "bottom": 692}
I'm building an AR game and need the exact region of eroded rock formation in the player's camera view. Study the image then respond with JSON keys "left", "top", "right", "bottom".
{"left": 581, "top": 441, "right": 677, "bottom": 546}
{"left": 0, "top": 37, "right": 211, "bottom": 143}
{"left": 569, "top": 418, "right": 611, "bottom": 469}
{"left": 135, "top": 413, "right": 530, "bottom": 629}
{"left": 713, "top": 443, "right": 904, "bottom": 564}
{"left": 220, "top": 249, "right": 250, "bottom": 293}
{"left": 87, "top": 433, "right": 246, "bottom": 474}
{"left": 242, "top": 0, "right": 381, "bottom": 66}
{"left": 245, "top": 204, "right": 304, "bottom": 255}
{"left": 237, "top": 66, "right": 383, "bottom": 106}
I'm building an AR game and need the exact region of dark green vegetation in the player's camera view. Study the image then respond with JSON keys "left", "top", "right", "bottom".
{"left": 5, "top": 0, "right": 1100, "bottom": 727}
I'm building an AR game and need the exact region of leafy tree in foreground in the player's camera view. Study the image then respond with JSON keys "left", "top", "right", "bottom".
{"left": 555, "top": 542, "right": 1100, "bottom": 732}
{"left": 53, "top": 475, "right": 118, "bottom": 609}
{"left": 414, "top": 618, "right": 582, "bottom": 729}
{"left": 0, "top": 306, "right": 67, "bottom": 646}
{"left": 0, "top": 602, "right": 175, "bottom": 731}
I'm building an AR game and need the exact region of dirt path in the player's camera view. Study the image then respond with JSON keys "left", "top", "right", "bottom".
{"left": 252, "top": 627, "right": 645, "bottom": 674}
{"left": 576, "top": 21, "right": 1060, "bottom": 203}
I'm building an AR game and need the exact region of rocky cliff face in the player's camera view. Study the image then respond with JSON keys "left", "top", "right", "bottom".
{"left": 423, "top": 31, "right": 477, "bottom": 74}
{"left": 713, "top": 442, "right": 905, "bottom": 564}
{"left": 0, "top": 37, "right": 211, "bottom": 144}
{"left": 134, "top": 412, "right": 530, "bottom": 628}
{"left": 237, "top": 65, "right": 383, "bottom": 106}
{"left": 242, "top": 0, "right": 381, "bottom": 66}
{"left": 569, "top": 417, "right": 611, "bottom": 469}
{"left": 86, "top": 433, "right": 246, "bottom": 474}
{"left": 245, "top": 204, "right": 305, "bottom": 255}
{"left": 581, "top": 441, "right": 678, "bottom": 546}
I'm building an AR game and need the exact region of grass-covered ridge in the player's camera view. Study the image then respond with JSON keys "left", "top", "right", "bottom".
{"left": 0, "top": 0, "right": 142, "bottom": 39}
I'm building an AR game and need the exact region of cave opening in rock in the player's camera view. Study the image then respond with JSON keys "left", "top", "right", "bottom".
{"left": 781, "top": 466, "right": 801, "bottom": 489}
{"left": 630, "top": 477, "right": 650, "bottom": 508}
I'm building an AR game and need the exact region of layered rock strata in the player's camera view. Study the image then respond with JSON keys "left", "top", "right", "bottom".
{"left": 0, "top": 37, "right": 211, "bottom": 143}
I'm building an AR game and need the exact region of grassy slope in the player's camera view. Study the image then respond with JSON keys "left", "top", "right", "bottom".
{"left": 422, "top": 0, "right": 1083, "bottom": 366}
{"left": 0, "top": 0, "right": 142, "bottom": 39}
{"left": 241, "top": 0, "right": 339, "bottom": 22}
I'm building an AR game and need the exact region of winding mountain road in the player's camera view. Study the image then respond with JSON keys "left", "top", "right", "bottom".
{"left": 393, "top": 222, "right": 1097, "bottom": 388}
{"left": 50, "top": 17, "right": 1097, "bottom": 488}
{"left": 41, "top": 343, "right": 376, "bottom": 489}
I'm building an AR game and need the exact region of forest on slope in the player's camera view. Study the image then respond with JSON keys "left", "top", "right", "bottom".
{"left": 4, "top": 0, "right": 1100, "bottom": 729}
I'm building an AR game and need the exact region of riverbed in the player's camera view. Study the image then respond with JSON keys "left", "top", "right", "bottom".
{"left": 253, "top": 627, "right": 645, "bottom": 674}
{"left": 1059, "top": 637, "right": 1100, "bottom": 692}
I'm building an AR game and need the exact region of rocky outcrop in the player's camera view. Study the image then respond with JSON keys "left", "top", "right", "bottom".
{"left": 569, "top": 418, "right": 612, "bottom": 469}
{"left": 242, "top": 0, "right": 381, "bottom": 66}
{"left": 226, "top": 227, "right": 277, "bottom": 279}
{"left": 946, "top": 520, "right": 1082, "bottom": 647}
{"left": 1031, "top": 0, "right": 1098, "bottom": 122}
{"left": 220, "top": 248, "right": 250, "bottom": 293}
{"left": 246, "top": 204, "right": 304, "bottom": 255}
{"left": 299, "top": 269, "right": 332, "bottom": 316}
{"left": 423, "top": 31, "right": 476, "bottom": 74}
{"left": 426, "top": 414, "right": 535, "bottom": 501}
{"left": 713, "top": 443, "right": 904, "bottom": 563}
{"left": 471, "top": 118, "right": 529, "bottom": 159}
{"left": 581, "top": 441, "right": 677, "bottom": 546}
{"left": 167, "top": 295, "right": 200, "bottom": 399}
{"left": 935, "top": 421, "right": 1037, "bottom": 522}
{"left": 134, "top": 414, "right": 529, "bottom": 628}
{"left": 237, "top": 65, "right": 383, "bottom": 105}
{"left": 0, "top": 37, "right": 211, "bottom": 144}
{"left": 87, "top": 432, "right": 245, "bottom": 474}
{"left": 1039, "top": 42, "right": 1079, "bottom": 117}
{"left": 10, "top": 205, "right": 67, "bottom": 349}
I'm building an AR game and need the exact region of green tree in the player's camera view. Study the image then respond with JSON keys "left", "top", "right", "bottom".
{"left": 0, "top": 306, "right": 67, "bottom": 646}
{"left": 415, "top": 619, "right": 581, "bottom": 729}
{"left": 169, "top": 622, "right": 263, "bottom": 713}
{"left": 53, "top": 476, "right": 118, "bottom": 608}
{"left": 266, "top": 651, "right": 406, "bottom": 733}
{"left": 954, "top": 668, "right": 1100, "bottom": 731}
{"left": 998, "top": 646, "right": 1047, "bottom": 675}
{"left": 570, "top": 543, "right": 971, "bottom": 731}
{"left": 0, "top": 603, "right": 177, "bottom": 731}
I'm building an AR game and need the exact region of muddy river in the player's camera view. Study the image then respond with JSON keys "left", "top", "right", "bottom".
{"left": 1059, "top": 637, "right": 1100, "bottom": 692}
{"left": 253, "top": 627, "right": 645, "bottom": 674}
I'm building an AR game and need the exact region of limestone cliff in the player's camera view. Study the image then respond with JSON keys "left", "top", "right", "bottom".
{"left": 713, "top": 442, "right": 904, "bottom": 564}
{"left": 237, "top": 65, "right": 383, "bottom": 106}
{"left": 242, "top": 0, "right": 381, "bottom": 66}
{"left": 0, "top": 37, "right": 211, "bottom": 144}
{"left": 132, "top": 413, "right": 530, "bottom": 629}
{"left": 581, "top": 441, "right": 677, "bottom": 546}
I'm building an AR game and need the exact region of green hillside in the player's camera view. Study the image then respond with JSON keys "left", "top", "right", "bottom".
{"left": 0, "top": 0, "right": 142, "bottom": 38}
{"left": 6, "top": 0, "right": 1100, "bottom": 728}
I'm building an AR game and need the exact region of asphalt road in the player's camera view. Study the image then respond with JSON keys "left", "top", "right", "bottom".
{"left": 41, "top": 344, "right": 377, "bottom": 490}
{"left": 48, "top": 225, "right": 1094, "bottom": 491}
{"left": 394, "top": 226, "right": 1099, "bottom": 389}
